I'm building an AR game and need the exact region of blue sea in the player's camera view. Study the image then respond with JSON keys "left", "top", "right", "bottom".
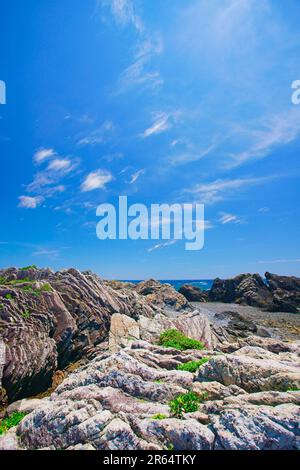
{"left": 121, "top": 280, "right": 213, "bottom": 292}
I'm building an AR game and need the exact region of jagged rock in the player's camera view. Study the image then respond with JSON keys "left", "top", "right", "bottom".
{"left": 135, "top": 279, "right": 190, "bottom": 312}
{"left": 192, "top": 381, "right": 246, "bottom": 401}
{"left": 210, "top": 404, "right": 300, "bottom": 450}
{"left": 178, "top": 285, "right": 208, "bottom": 302}
{"left": 0, "top": 268, "right": 155, "bottom": 402}
{"left": 223, "top": 390, "right": 300, "bottom": 407}
{"left": 0, "top": 427, "right": 22, "bottom": 450}
{"left": 197, "top": 346, "right": 300, "bottom": 393}
{"left": 209, "top": 272, "right": 300, "bottom": 313}
{"left": 5, "top": 398, "right": 49, "bottom": 417}
{"left": 265, "top": 272, "right": 300, "bottom": 313}
{"left": 219, "top": 335, "right": 300, "bottom": 355}
{"left": 209, "top": 273, "right": 273, "bottom": 309}
{"left": 138, "top": 311, "right": 220, "bottom": 350}
{"left": 0, "top": 338, "right": 297, "bottom": 450}
{"left": 109, "top": 314, "right": 140, "bottom": 352}
{"left": 129, "top": 417, "right": 215, "bottom": 450}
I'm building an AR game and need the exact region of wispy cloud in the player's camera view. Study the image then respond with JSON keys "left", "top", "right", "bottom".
{"left": 169, "top": 144, "right": 216, "bottom": 166}
{"left": 219, "top": 212, "right": 244, "bottom": 225}
{"left": 117, "top": 36, "right": 163, "bottom": 93}
{"left": 227, "top": 109, "right": 300, "bottom": 167}
{"left": 18, "top": 196, "right": 43, "bottom": 209}
{"left": 129, "top": 169, "right": 145, "bottom": 184}
{"left": 186, "top": 176, "right": 275, "bottom": 204}
{"left": 77, "top": 120, "right": 115, "bottom": 146}
{"left": 81, "top": 169, "right": 113, "bottom": 192}
{"left": 33, "top": 248, "right": 60, "bottom": 258}
{"left": 98, "top": 0, "right": 144, "bottom": 33}
{"left": 142, "top": 112, "right": 180, "bottom": 138}
{"left": 47, "top": 159, "right": 72, "bottom": 172}
{"left": 34, "top": 148, "right": 55, "bottom": 164}
{"left": 147, "top": 239, "right": 178, "bottom": 252}
{"left": 98, "top": 0, "right": 163, "bottom": 94}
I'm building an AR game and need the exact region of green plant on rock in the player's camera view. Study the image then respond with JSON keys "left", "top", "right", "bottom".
{"left": 20, "top": 265, "right": 38, "bottom": 271}
{"left": 0, "top": 276, "right": 7, "bottom": 285}
{"left": 20, "top": 310, "right": 31, "bottom": 320}
{"left": 40, "top": 283, "right": 52, "bottom": 292}
{"left": 151, "top": 413, "right": 168, "bottom": 420}
{"left": 177, "top": 358, "right": 210, "bottom": 373}
{"left": 169, "top": 391, "right": 200, "bottom": 418}
{"left": 159, "top": 329, "right": 204, "bottom": 351}
{"left": 0, "top": 412, "right": 27, "bottom": 436}
{"left": 4, "top": 294, "right": 13, "bottom": 300}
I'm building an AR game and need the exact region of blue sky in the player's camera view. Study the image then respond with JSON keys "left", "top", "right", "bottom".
{"left": 0, "top": 0, "right": 300, "bottom": 279}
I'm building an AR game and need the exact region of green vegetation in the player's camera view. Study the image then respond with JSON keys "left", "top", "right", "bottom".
{"left": 9, "top": 278, "right": 34, "bottom": 285}
{"left": 159, "top": 329, "right": 204, "bottom": 351}
{"left": 0, "top": 276, "right": 7, "bottom": 285}
{"left": 4, "top": 293, "right": 13, "bottom": 300}
{"left": 169, "top": 391, "right": 200, "bottom": 418}
{"left": 20, "top": 265, "right": 38, "bottom": 271}
{"left": 0, "top": 412, "right": 27, "bottom": 436}
{"left": 20, "top": 310, "right": 31, "bottom": 320}
{"left": 154, "top": 379, "right": 163, "bottom": 384}
{"left": 151, "top": 413, "right": 168, "bottom": 420}
{"left": 40, "top": 283, "right": 52, "bottom": 292}
{"left": 177, "top": 358, "right": 210, "bottom": 373}
{"left": 286, "top": 386, "right": 300, "bottom": 392}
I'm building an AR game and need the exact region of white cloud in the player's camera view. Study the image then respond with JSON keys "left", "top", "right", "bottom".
{"left": 34, "top": 148, "right": 55, "bottom": 164}
{"left": 147, "top": 240, "right": 178, "bottom": 252}
{"left": 98, "top": 0, "right": 144, "bottom": 33}
{"left": 117, "top": 36, "right": 164, "bottom": 93}
{"left": 169, "top": 144, "right": 216, "bottom": 166}
{"left": 228, "top": 109, "right": 300, "bottom": 167}
{"left": 18, "top": 196, "right": 43, "bottom": 209}
{"left": 77, "top": 121, "right": 115, "bottom": 146}
{"left": 219, "top": 212, "right": 244, "bottom": 225}
{"left": 142, "top": 112, "right": 180, "bottom": 138}
{"left": 259, "top": 206, "right": 270, "bottom": 213}
{"left": 81, "top": 169, "right": 113, "bottom": 192}
{"left": 129, "top": 169, "right": 145, "bottom": 184}
{"left": 47, "top": 159, "right": 72, "bottom": 171}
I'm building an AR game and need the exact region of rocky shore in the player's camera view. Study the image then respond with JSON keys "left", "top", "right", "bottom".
{"left": 179, "top": 272, "right": 300, "bottom": 314}
{"left": 0, "top": 268, "right": 299, "bottom": 450}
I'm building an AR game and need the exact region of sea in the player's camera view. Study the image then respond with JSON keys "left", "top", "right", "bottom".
{"left": 121, "top": 280, "right": 214, "bottom": 292}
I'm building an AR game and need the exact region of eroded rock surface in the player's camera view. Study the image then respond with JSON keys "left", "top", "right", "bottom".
{"left": 0, "top": 337, "right": 298, "bottom": 451}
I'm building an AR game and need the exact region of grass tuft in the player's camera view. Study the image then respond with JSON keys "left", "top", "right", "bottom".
{"left": 159, "top": 329, "right": 204, "bottom": 351}
{"left": 0, "top": 412, "right": 27, "bottom": 435}
{"left": 151, "top": 414, "right": 168, "bottom": 420}
{"left": 177, "top": 358, "right": 210, "bottom": 373}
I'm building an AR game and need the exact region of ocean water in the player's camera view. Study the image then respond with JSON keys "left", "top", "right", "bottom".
{"left": 122, "top": 280, "right": 213, "bottom": 292}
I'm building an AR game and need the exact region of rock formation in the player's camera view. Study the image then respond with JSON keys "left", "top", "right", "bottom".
{"left": 0, "top": 336, "right": 299, "bottom": 451}
{"left": 208, "top": 272, "right": 300, "bottom": 313}
{"left": 0, "top": 267, "right": 299, "bottom": 451}
{"left": 178, "top": 285, "right": 208, "bottom": 302}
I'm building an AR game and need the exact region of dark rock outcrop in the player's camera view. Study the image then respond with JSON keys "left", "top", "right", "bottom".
{"left": 209, "top": 273, "right": 300, "bottom": 313}
{"left": 178, "top": 284, "right": 208, "bottom": 302}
